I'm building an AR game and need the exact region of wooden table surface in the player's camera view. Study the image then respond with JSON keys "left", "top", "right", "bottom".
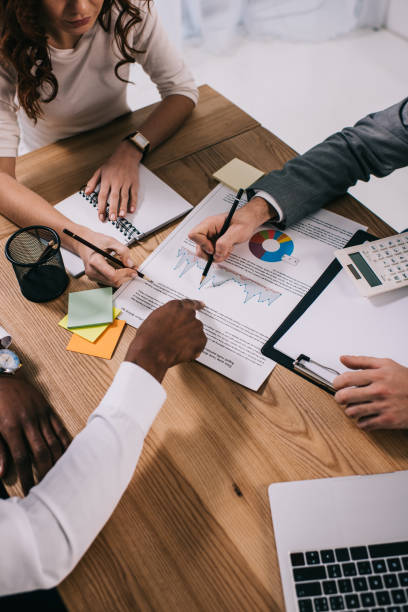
{"left": 1, "top": 85, "right": 408, "bottom": 612}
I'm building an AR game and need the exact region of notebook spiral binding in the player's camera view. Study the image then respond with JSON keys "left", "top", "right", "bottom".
{"left": 79, "top": 188, "right": 141, "bottom": 241}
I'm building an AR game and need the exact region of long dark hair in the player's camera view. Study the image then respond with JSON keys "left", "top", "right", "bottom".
{"left": 0, "top": 0, "right": 151, "bottom": 121}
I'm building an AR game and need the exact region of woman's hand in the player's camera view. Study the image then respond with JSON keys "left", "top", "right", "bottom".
{"left": 188, "top": 197, "right": 274, "bottom": 263}
{"left": 74, "top": 228, "right": 138, "bottom": 288}
{"left": 85, "top": 140, "right": 143, "bottom": 223}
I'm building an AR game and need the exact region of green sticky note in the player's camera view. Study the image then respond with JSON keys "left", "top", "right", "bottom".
{"left": 59, "top": 307, "right": 121, "bottom": 343}
{"left": 67, "top": 287, "right": 113, "bottom": 329}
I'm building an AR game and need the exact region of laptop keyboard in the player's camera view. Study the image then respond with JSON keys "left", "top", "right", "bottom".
{"left": 291, "top": 541, "right": 408, "bottom": 611}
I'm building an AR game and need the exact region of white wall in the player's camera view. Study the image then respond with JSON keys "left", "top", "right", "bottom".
{"left": 386, "top": 0, "right": 408, "bottom": 40}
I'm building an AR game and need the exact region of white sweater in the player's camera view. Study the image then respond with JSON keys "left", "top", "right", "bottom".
{"left": 0, "top": 2, "right": 198, "bottom": 156}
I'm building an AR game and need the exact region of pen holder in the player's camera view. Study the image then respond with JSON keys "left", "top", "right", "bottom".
{"left": 5, "top": 226, "right": 69, "bottom": 302}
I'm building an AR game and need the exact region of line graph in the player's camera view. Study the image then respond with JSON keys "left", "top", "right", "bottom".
{"left": 173, "top": 247, "right": 281, "bottom": 306}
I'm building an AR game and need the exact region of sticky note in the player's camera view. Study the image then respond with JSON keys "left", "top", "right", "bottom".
{"left": 59, "top": 307, "right": 121, "bottom": 343}
{"left": 212, "top": 158, "right": 264, "bottom": 191}
{"left": 67, "top": 287, "right": 113, "bottom": 328}
{"left": 66, "top": 318, "right": 126, "bottom": 359}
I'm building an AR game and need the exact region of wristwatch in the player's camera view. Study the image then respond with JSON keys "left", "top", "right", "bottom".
{"left": 0, "top": 349, "right": 21, "bottom": 375}
{"left": 127, "top": 131, "right": 150, "bottom": 158}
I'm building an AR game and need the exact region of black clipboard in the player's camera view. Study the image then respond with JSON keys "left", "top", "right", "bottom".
{"left": 261, "top": 229, "right": 377, "bottom": 394}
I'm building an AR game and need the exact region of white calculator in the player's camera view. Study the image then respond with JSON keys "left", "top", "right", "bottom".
{"left": 335, "top": 232, "right": 408, "bottom": 297}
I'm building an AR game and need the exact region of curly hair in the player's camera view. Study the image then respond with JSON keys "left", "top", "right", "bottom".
{"left": 0, "top": 0, "right": 151, "bottom": 121}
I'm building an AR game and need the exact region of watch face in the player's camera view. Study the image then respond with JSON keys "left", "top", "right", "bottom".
{"left": 130, "top": 132, "right": 149, "bottom": 151}
{"left": 0, "top": 349, "right": 20, "bottom": 372}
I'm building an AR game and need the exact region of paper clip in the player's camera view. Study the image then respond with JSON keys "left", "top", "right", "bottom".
{"left": 293, "top": 354, "right": 340, "bottom": 393}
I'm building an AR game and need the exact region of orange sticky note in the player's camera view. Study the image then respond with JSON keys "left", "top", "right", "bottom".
{"left": 66, "top": 318, "right": 126, "bottom": 359}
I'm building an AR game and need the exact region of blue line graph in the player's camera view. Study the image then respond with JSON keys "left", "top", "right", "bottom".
{"left": 173, "top": 247, "right": 281, "bottom": 306}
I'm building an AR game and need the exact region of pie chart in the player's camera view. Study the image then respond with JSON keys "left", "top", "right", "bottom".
{"left": 249, "top": 229, "right": 294, "bottom": 262}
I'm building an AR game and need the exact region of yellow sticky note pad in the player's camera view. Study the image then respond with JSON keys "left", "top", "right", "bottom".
{"left": 59, "top": 307, "right": 121, "bottom": 343}
{"left": 212, "top": 158, "right": 264, "bottom": 191}
{"left": 66, "top": 318, "right": 126, "bottom": 359}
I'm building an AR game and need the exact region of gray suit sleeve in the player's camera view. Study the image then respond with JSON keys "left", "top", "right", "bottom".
{"left": 247, "top": 97, "right": 408, "bottom": 228}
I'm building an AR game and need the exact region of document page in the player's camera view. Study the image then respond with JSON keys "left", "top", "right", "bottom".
{"left": 115, "top": 185, "right": 365, "bottom": 390}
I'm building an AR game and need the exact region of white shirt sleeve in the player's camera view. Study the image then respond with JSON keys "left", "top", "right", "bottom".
{"left": 132, "top": 2, "right": 199, "bottom": 105}
{"left": 0, "top": 361, "right": 166, "bottom": 596}
{"left": 0, "top": 63, "right": 20, "bottom": 157}
{"left": 253, "top": 190, "right": 285, "bottom": 223}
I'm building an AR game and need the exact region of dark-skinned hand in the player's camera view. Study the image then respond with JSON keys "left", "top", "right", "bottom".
{"left": 0, "top": 372, "right": 71, "bottom": 494}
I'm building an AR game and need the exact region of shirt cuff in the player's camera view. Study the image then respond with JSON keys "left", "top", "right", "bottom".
{"left": 254, "top": 190, "right": 285, "bottom": 223}
{"left": 96, "top": 361, "right": 166, "bottom": 437}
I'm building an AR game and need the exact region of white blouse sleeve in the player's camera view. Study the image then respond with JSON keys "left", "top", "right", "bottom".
{"left": 132, "top": 2, "right": 199, "bottom": 104}
{"left": 0, "top": 361, "right": 166, "bottom": 596}
{"left": 0, "top": 63, "right": 20, "bottom": 157}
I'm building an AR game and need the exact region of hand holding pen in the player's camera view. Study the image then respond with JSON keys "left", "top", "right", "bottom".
{"left": 189, "top": 191, "right": 276, "bottom": 266}
{"left": 63, "top": 228, "right": 147, "bottom": 286}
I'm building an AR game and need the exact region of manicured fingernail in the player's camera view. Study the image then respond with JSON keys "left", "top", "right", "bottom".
{"left": 99, "top": 214, "right": 104, "bottom": 221}
{"left": 119, "top": 210, "right": 125, "bottom": 217}
{"left": 110, "top": 214, "right": 115, "bottom": 220}
{"left": 132, "top": 272, "right": 139, "bottom": 279}
{"left": 130, "top": 206, "right": 135, "bottom": 212}
{"left": 126, "top": 258, "right": 134, "bottom": 267}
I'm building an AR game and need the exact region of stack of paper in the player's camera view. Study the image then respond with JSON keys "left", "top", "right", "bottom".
{"left": 60, "top": 287, "right": 125, "bottom": 359}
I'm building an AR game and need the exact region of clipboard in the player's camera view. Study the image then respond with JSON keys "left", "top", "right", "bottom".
{"left": 261, "top": 230, "right": 378, "bottom": 393}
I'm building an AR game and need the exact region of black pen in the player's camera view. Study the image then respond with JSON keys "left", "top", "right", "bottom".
{"left": 200, "top": 188, "right": 244, "bottom": 285}
{"left": 62, "top": 228, "right": 147, "bottom": 279}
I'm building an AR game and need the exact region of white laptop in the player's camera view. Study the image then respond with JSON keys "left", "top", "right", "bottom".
{"left": 269, "top": 471, "right": 408, "bottom": 612}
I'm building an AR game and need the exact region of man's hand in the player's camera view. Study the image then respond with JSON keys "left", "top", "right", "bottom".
{"left": 125, "top": 299, "right": 207, "bottom": 382}
{"left": 333, "top": 356, "right": 408, "bottom": 431}
{"left": 74, "top": 228, "right": 138, "bottom": 288}
{"left": 188, "top": 197, "right": 274, "bottom": 263}
{"left": 85, "top": 140, "right": 142, "bottom": 222}
{"left": 0, "top": 373, "right": 71, "bottom": 494}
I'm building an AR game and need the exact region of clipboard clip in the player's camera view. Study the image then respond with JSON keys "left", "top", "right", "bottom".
{"left": 293, "top": 354, "right": 340, "bottom": 393}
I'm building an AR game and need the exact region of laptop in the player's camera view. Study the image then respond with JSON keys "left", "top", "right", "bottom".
{"left": 269, "top": 471, "right": 408, "bottom": 612}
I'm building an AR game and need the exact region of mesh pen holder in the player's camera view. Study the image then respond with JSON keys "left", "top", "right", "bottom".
{"left": 5, "top": 226, "right": 69, "bottom": 302}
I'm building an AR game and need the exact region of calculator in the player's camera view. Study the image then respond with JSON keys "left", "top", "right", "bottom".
{"left": 335, "top": 232, "right": 408, "bottom": 297}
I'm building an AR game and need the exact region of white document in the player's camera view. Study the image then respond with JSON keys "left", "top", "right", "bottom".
{"left": 114, "top": 184, "right": 366, "bottom": 390}
{"left": 57, "top": 164, "right": 193, "bottom": 276}
{"left": 275, "top": 267, "right": 408, "bottom": 384}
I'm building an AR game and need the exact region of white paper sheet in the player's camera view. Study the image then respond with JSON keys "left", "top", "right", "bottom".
{"left": 276, "top": 267, "right": 408, "bottom": 380}
{"left": 114, "top": 185, "right": 366, "bottom": 390}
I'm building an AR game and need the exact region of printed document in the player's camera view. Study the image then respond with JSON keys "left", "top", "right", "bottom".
{"left": 114, "top": 185, "right": 365, "bottom": 390}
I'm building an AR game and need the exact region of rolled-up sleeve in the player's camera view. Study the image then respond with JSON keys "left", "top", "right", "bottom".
{"left": 0, "top": 63, "right": 19, "bottom": 157}
{"left": 132, "top": 2, "right": 199, "bottom": 105}
{"left": 0, "top": 362, "right": 166, "bottom": 595}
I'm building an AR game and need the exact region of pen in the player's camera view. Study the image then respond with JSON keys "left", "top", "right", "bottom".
{"left": 34, "top": 240, "right": 58, "bottom": 265}
{"left": 200, "top": 188, "right": 244, "bottom": 285}
{"left": 62, "top": 228, "right": 147, "bottom": 279}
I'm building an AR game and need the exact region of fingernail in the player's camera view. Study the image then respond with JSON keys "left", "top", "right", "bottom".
{"left": 99, "top": 214, "right": 104, "bottom": 221}
{"left": 130, "top": 206, "right": 135, "bottom": 212}
{"left": 126, "top": 258, "right": 134, "bottom": 267}
{"left": 119, "top": 210, "right": 125, "bottom": 217}
{"left": 110, "top": 214, "right": 115, "bottom": 220}
{"left": 132, "top": 272, "right": 139, "bottom": 279}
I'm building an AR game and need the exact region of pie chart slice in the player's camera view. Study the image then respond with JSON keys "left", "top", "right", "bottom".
{"left": 249, "top": 229, "right": 294, "bottom": 262}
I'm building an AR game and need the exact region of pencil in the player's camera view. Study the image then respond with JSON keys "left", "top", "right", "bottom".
{"left": 62, "top": 228, "right": 147, "bottom": 279}
{"left": 200, "top": 188, "right": 244, "bottom": 285}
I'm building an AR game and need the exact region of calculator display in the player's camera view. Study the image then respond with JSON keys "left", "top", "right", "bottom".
{"left": 349, "top": 252, "right": 382, "bottom": 287}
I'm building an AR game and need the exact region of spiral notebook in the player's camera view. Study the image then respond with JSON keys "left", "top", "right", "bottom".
{"left": 56, "top": 164, "right": 193, "bottom": 276}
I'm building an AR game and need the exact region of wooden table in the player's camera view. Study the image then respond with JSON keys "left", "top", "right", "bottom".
{"left": 1, "top": 85, "right": 408, "bottom": 612}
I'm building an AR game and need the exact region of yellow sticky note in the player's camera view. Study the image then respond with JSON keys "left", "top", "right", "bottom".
{"left": 212, "top": 158, "right": 264, "bottom": 191}
{"left": 59, "top": 307, "right": 121, "bottom": 343}
{"left": 66, "top": 318, "right": 126, "bottom": 359}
